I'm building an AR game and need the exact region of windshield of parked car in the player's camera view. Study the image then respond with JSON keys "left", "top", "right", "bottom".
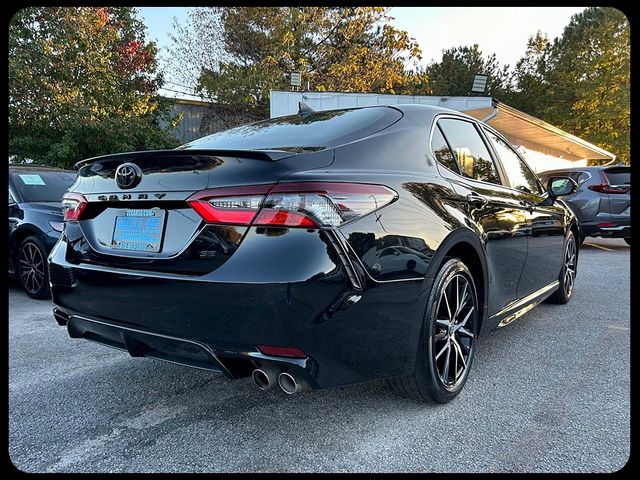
{"left": 10, "top": 170, "right": 76, "bottom": 203}
{"left": 178, "top": 107, "right": 403, "bottom": 152}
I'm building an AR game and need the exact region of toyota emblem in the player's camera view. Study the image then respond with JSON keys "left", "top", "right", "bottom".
{"left": 115, "top": 163, "right": 142, "bottom": 189}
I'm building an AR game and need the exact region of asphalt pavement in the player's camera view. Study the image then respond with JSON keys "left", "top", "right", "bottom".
{"left": 8, "top": 237, "right": 630, "bottom": 473}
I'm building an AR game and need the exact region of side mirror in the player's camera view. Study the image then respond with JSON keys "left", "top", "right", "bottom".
{"left": 547, "top": 176, "right": 578, "bottom": 197}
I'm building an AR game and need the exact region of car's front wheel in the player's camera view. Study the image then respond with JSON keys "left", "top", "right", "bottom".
{"left": 389, "top": 258, "right": 479, "bottom": 403}
{"left": 17, "top": 235, "right": 50, "bottom": 299}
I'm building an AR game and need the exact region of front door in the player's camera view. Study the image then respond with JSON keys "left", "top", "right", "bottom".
{"left": 482, "top": 127, "right": 565, "bottom": 297}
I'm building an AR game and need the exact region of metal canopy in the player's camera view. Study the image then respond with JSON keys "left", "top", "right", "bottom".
{"left": 463, "top": 103, "right": 615, "bottom": 162}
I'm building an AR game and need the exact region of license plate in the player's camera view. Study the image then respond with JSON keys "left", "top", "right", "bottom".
{"left": 111, "top": 209, "right": 166, "bottom": 253}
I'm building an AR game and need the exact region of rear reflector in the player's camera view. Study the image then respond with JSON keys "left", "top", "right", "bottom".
{"left": 597, "top": 222, "right": 616, "bottom": 228}
{"left": 257, "top": 345, "right": 307, "bottom": 358}
{"left": 62, "top": 192, "right": 88, "bottom": 221}
{"left": 187, "top": 182, "right": 398, "bottom": 228}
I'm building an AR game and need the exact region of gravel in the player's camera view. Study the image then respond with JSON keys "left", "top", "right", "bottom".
{"left": 9, "top": 237, "right": 630, "bottom": 473}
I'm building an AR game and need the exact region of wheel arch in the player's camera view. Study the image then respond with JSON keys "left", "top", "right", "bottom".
{"left": 11, "top": 225, "right": 47, "bottom": 255}
{"left": 426, "top": 229, "right": 489, "bottom": 334}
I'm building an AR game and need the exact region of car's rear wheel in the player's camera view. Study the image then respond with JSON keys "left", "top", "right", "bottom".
{"left": 17, "top": 235, "right": 50, "bottom": 299}
{"left": 624, "top": 238, "right": 630, "bottom": 246}
{"left": 547, "top": 231, "right": 577, "bottom": 304}
{"left": 389, "top": 258, "right": 479, "bottom": 403}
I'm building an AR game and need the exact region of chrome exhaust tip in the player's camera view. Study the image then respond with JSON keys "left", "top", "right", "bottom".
{"left": 277, "top": 371, "right": 309, "bottom": 395}
{"left": 252, "top": 365, "right": 280, "bottom": 390}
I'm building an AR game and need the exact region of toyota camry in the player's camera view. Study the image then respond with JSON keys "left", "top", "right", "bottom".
{"left": 49, "top": 104, "right": 579, "bottom": 403}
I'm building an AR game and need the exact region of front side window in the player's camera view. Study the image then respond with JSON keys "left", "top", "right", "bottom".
{"left": 438, "top": 118, "right": 501, "bottom": 185}
{"left": 484, "top": 130, "right": 542, "bottom": 195}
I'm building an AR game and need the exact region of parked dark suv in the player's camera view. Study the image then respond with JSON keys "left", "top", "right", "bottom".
{"left": 50, "top": 105, "right": 580, "bottom": 403}
{"left": 539, "top": 166, "right": 630, "bottom": 245}
{"left": 9, "top": 164, "right": 76, "bottom": 298}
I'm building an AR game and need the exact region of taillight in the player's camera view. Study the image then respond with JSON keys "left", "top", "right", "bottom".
{"left": 188, "top": 182, "right": 398, "bottom": 228}
{"left": 61, "top": 192, "right": 88, "bottom": 221}
{"left": 187, "top": 185, "right": 272, "bottom": 226}
{"left": 588, "top": 172, "right": 630, "bottom": 194}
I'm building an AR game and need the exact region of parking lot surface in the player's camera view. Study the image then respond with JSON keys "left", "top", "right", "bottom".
{"left": 9, "top": 238, "right": 629, "bottom": 473}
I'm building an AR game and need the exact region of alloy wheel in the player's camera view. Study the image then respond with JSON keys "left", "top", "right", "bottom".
{"left": 563, "top": 235, "right": 577, "bottom": 298}
{"left": 433, "top": 273, "right": 477, "bottom": 388}
{"left": 19, "top": 241, "right": 45, "bottom": 295}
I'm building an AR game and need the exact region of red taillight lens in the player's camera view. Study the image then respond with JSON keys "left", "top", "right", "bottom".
{"left": 187, "top": 185, "right": 272, "bottom": 226}
{"left": 257, "top": 345, "right": 307, "bottom": 358}
{"left": 588, "top": 171, "right": 630, "bottom": 194}
{"left": 188, "top": 182, "right": 398, "bottom": 228}
{"left": 61, "top": 192, "right": 88, "bottom": 221}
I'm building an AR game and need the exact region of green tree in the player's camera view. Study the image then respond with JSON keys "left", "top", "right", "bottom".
{"left": 9, "top": 7, "right": 179, "bottom": 168}
{"left": 542, "top": 8, "right": 630, "bottom": 164}
{"left": 507, "top": 31, "right": 552, "bottom": 117}
{"left": 425, "top": 45, "right": 512, "bottom": 98}
{"left": 168, "top": 7, "right": 423, "bottom": 118}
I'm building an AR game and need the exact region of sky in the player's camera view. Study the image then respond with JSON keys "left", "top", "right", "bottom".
{"left": 138, "top": 6, "right": 585, "bottom": 96}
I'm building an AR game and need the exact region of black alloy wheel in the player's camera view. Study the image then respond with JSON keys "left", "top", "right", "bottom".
{"left": 547, "top": 231, "right": 577, "bottom": 304}
{"left": 17, "top": 236, "right": 50, "bottom": 299}
{"left": 388, "top": 258, "right": 479, "bottom": 403}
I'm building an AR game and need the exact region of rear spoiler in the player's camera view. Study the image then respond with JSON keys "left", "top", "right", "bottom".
{"left": 73, "top": 148, "right": 298, "bottom": 171}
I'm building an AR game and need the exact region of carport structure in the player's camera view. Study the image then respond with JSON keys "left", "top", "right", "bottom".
{"left": 269, "top": 91, "right": 615, "bottom": 173}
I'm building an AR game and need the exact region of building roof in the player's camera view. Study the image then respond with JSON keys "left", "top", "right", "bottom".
{"left": 463, "top": 102, "right": 615, "bottom": 162}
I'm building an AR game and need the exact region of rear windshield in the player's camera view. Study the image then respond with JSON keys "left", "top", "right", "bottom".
{"left": 10, "top": 170, "right": 76, "bottom": 203}
{"left": 604, "top": 168, "right": 630, "bottom": 186}
{"left": 179, "top": 107, "right": 402, "bottom": 152}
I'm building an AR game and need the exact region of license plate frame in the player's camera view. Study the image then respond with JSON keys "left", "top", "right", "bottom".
{"left": 111, "top": 208, "right": 166, "bottom": 253}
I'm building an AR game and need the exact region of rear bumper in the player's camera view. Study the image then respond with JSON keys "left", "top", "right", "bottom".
{"left": 582, "top": 221, "right": 630, "bottom": 238}
{"left": 49, "top": 235, "right": 429, "bottom": 389}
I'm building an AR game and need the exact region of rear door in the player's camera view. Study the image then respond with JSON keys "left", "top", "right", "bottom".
{"left": 434, "top": 117, "right": 531, "bottom": 316}
{"left": 482, "top": 127, "right": 565, "bottom": 297}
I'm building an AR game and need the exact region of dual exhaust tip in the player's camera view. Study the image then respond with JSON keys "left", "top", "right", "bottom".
{"left": 252, "top": 365, "right": 308, "bottom": 395}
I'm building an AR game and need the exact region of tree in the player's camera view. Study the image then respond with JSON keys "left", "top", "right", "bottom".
{"left": 541, "top": 8, "right": 630, "bottom": 164}
{"left": 9, "top": 7, "right": 179, "bottom": 168}
{"left": 507, "top": 31, "right": 552, "bottom": 117}
{"left": 425, "top": 45, "right": 512, "bottom": 98}
{"left": 167, "top": 7, "right": 423, "bottom": 118}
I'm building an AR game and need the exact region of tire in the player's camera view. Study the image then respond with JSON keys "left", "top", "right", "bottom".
{"left": 624, "top": 238, "right": 630, "bottom": 246}
{"left": 547, "top": 231, "right": 577, "bottom": 304}
{"left": 16, "top": 235, "right": 51, "bottom": 299}
{"left": 578, "top": 235, "right": 586, "bottom": 246}
{"left": 388, "top": 258, "right": 480, "bottom": 403}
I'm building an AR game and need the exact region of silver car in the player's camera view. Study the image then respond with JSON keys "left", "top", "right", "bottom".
{"left": 539, "top": 166, "right": 630, "bottom": 245}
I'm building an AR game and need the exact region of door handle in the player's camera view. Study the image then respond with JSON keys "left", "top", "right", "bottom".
{"left": 466, "top": 193, "right": 488, "bottom": 207}
{"left": 519, "top": 200, "right": 535, "bottom": 211}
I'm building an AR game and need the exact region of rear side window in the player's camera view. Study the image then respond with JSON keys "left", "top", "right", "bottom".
{"left": 430, "top": 125, "right": 458, "bottom": 173}
{"left": 438, "top": 118, "right": 501, "bottom": 185}
{"left": 604, "top": 168, "right": 630, "bottom": 186}
{"left": 484, "top": 130, "right": 542, "bottom": 194}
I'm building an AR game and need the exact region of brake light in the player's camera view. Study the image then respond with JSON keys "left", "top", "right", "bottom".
{"left": 588, "top": 171, "right": 630, "bottom": 194}
{"left": 188, "top": 182, "right": 398, "bottom": 228}
{"left": 187, "top": 185, "right": 272, "bottom": 226}
{"left": 61, "top": 193, "right": 88, "bottom": 221}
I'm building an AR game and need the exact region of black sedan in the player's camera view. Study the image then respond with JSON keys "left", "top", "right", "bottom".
{"left": 9, "top": 164, "right": 76, "bottom": 298}
{"left": 49, "top": 105, "right": 579, "bottom": 403}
